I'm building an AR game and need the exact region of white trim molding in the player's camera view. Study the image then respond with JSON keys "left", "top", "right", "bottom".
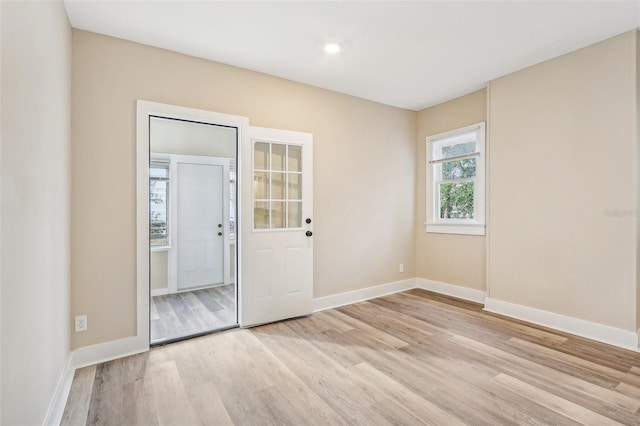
{"left": 43, "top": 335, "right": 150, "bottom": 425}
{"left": 426, "top": 122, "right": 486, "bottom": 236}
{"left": 424, "top": 223, "right": 485, "bottom": 236}
{"left": 137, "top": 100, "right": 249, "bottom": 352}
{"left": 416, "top": 278, "right": 486, "bottom": 304}
{"left": 42, "top": 354, "right": 74, "bottom": 426}
{"left": 313, "top": 279, "right": 417, "bottom": 312}
{"left": 72, "top": 336, "right": 149, "bottom": 370}
{"left": 484, "top": 298, "right": 639, "bottom": 352}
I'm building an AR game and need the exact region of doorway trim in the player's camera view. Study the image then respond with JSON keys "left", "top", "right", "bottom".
{"left": 150, "top": 154, "right": 233, "bottom": 296}
{"left": 136, "top": 100, "right": 249, "bottom": 350}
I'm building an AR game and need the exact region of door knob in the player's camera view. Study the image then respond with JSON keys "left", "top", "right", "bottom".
{"left": 218, "top": 224, "right": 222, "bottom": 228}
{"left": 306, "top": 218, "right": 312, "bottom": 224}
{"left": 306, "top": 231, "right": 313, "bottom": 237}
{"left": 218, "top": 232, "right": 223, "bottom": 236}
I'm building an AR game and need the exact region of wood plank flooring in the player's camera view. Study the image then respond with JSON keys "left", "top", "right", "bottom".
{"left": 150, "top": 284, "right": 236, "bottom": 344}
{"left": 62, "top": 289, "right": 640, "bottom": 425}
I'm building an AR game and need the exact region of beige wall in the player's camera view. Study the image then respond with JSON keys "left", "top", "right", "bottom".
{"left": 415, "top": 89, "right": 487, "bottom": 290}
{"left": 1, "top": 1, "right": 71, "bottom": 424}
{"left": 150, "top": 251, "right": 168, "bottom": 290}
{"left": 71, "top": 30, "right": 416, "bottom": 349}
{"left": 488, "top": 31, "right": 638, "bottom": 331}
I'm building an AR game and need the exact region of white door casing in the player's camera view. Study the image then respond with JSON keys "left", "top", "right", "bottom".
{"left": 240, "top": 126, "right": 313, "bottom": 327}
{"left": 137, "top": 100, "right": 248, "bottom": 352}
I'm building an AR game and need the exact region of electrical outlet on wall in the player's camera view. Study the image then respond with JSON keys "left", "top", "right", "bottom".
{"left": 399, "top": 263, "right": 404, "bottom": 273}
{"left": 75, "top": 315, "right": 87, "bottom": 332}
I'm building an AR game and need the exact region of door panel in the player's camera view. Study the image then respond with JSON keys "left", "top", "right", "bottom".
{"left": 241, "top": 127, "right": 313, "bottom": 327}
{"left": 251, "top": 249, "right": 273, "bottom": 298}
{"left": 285, "top": 247, "right": 303, "bottom": 294}
{"left": 177, "top": 163, "right": 224, "bottom": 290}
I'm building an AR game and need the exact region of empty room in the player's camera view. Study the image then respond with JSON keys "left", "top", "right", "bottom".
{"left": 3, "top": 0, "right": 640, "bottom": 425}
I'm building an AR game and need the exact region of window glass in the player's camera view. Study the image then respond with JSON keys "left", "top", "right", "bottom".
{"left": 439, "top": 182, "right": 474, "bottom": 219}
{"left": 287, "top": 201, "right": 302, "bottom": 228}
{"left": 440, "top": 140, "right": 475, "bottom": 158}
{"left": 288, "top": 174, "right": 302, "bottom": 200}
{"left": 271, "top": 173, "right": 285, "bottom": 200}
{"left": 150, "top": 167, "right": 168, "bottom": 179}
{"left": 253, "top": 142, "right": 304, "bottom": 229}
{"left": 271, "top": 144, "right": 286, "bottom": 171}
{"left": 441, "top": 158, "right": 476, "bottom": 180}
{"left": 254, "top": 142, "right": 270, "bottom": 170}
{"left": 427, "top": 123, "right": 485, "bottom": 235}
{"left": 288, "top": 145, "right": 302, "bottom": 172}
{"left": 253, "top": 172, "right": 269, "bottom": 200}
{"left": 150, "top": 162, "right": 169, "bottom": 246}
{"left": 271, "top": 201, "right": 286, "bottom": 229}
{"left": 254, "top": 201, "right": 270, "bottom": 229}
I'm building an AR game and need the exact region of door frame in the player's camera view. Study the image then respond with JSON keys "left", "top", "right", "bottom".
{"left": 151, "top": 154, "right": 232, "bottom": 296}
{"left": 136, "top": 100, "right": 248, "bottom": 349}
{"left": 174, "top": 155, "right": 232, "bottom": 290}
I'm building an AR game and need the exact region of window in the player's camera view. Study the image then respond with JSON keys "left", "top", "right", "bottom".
{"left": 426, "top": 122, "right": 485, "bottom": 235}
{"left": 150, "top": 161, "right": 170, "bottom": 246}
{"left": 253, "top": 141, "right": 303, "bottom": 230}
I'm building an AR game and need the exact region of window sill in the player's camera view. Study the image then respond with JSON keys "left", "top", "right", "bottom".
{"left": 425, "top": 223, "right": 485, "bottom": 236}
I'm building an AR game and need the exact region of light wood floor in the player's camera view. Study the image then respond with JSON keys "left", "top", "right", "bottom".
{"left": 62, "top": 289, "right": 640, "bottom": 425}
{"left": 150, "top": 284, "right": 236, "bottom": 344}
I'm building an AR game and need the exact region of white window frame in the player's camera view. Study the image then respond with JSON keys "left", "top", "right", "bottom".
{"left": 149, "top": 159, "right": 171, "bottom": 249}
{"left": 426, "top": 122, "right": 486, "bottom": 236}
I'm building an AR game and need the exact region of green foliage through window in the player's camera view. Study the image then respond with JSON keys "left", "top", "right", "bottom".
{"left": 150, "top": 163, "right": 169, "bottom": 246}
{"left": 428, "top": 123, "right": 485, "bottom": 233}
{"left": 439, "top": 182, "right": 474, "bottom": 219}
{"left": 438, "top": 141, "right": 476, "bottom": 219}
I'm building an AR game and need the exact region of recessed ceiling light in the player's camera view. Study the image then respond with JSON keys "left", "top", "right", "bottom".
{"left": 324, "top": 43, "right": 341, "bottom": 54}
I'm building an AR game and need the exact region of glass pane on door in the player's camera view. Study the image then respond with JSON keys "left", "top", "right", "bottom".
{"left": 288, "top": 174, "right": 302, "bottom": 200}
{"left": 288, "top": 145, "right": 302, "bottom": 172}
{"left": 288, "top": 201, "right": 302, "bottom": 228}
{"left": 253, "top": 141, "right": 304, "bottom": 230}
{"left": 254, "top": 201, "right": 270, "bottom": 229}
{"left": 254, "top": 142, "right": 270, "bottom": 170}
{"left": 271, "top": 143, "right": 286, "bottom": 171}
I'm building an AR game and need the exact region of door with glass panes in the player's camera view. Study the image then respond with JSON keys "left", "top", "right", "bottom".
{"left": 240, "top": 126, "right": 313, "bottom": 327}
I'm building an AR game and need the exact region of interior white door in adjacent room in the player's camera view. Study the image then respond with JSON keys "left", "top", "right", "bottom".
{"left": 241, "top": 127, "right": 313, "bottom": 327}
{"left": 177, "top": 161, "right": 224, "bottom": 290}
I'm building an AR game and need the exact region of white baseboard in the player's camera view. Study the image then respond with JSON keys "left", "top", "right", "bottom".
{"left": 42, "top": 336, "right": 148, "bottom": 425}
{"left": 72, "top": 335, "right": 148, "bottom": 370}
{"left": 47, "top": 276, "right": 640, "bottom": 426}
{"left": 151, "top": 288, "right": 169, "bottom": 297}
{"left": 416, "top": 278, "right": 486, "bottom": 304}
{"left": 484, "top": 297, "right": 639, "bottom": 352}
{"left": 313, "top": 278, "right": 417, "bottom": 312}
{"left": 42, "top": 353, "right": 74, "bottom": 426}
{"left": 54, "top": 277, "right": 640, "bottom": 424}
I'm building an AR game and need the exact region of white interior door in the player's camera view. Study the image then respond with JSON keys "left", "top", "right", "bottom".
{"left": 240, "top": 126, "right": 313, "bottom": 327}
{"left": 178, "top": 162, "right": 224, "bottom": 290}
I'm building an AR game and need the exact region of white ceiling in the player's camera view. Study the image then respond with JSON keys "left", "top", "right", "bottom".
{"left": 64, "top": 1, "right": 640, "bottom": 111}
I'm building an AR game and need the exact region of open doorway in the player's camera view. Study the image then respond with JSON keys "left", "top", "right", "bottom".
{"left": 149, "top": 116, "right": 238, "bottom": 345}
